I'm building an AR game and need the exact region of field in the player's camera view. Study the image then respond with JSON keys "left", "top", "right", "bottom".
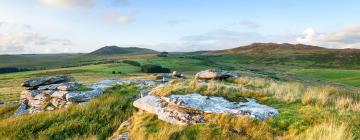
{"left": 1, "top": 51, "right": 360, "bottom": 140}
{"left": 290, "top": 69, "right": 360, "bottom": 87}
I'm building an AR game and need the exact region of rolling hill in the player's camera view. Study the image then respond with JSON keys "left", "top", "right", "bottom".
{"left": 200, "top": 43, "right": 360, "bottom": 69}
{"left": 88, "top": 46, "right": 158, "bottom": 56}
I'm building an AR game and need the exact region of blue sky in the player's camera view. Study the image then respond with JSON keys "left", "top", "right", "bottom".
{"left": 1, "top": 0, "right": 360, "bottom": 54}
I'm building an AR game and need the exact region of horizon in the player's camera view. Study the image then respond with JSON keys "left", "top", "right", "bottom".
{"left": 0, "top": 42, "right": 353, "bottom": 55}
{"left": 1, "top": 0, "right": 360, "bottom": 54}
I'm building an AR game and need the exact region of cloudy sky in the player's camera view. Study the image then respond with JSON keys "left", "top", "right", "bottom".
{"left": 1, "top": 0, "right": 360, "bottom": 54}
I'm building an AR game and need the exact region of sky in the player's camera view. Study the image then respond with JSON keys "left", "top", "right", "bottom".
{"left": 1, "top": 0, "right": 360, "bottom": 54}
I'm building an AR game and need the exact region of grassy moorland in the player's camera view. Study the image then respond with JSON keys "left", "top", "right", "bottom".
{"left": 0, "top": 44, "right": 360, "bottom": 139}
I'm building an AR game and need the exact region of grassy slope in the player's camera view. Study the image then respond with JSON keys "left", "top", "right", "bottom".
{"left": 0, "top": 84, "right": 138, "bottom": 140}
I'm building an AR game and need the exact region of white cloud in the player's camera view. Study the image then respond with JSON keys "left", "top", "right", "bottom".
{"left": 296, "top": 25, "right": 360, "bottom": 48}
{"left": 105, "top": 12, "right": 133, "bottom": 25}
{"left": 0, "top": 22, "right": 72, "bottom": 54}
{"left": 38, "top": 0, "right": 95, "bottom": 8}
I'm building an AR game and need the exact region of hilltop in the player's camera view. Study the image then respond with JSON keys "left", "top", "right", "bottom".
{"left": 88, "top": 46, "right": 158, "bottom": 56}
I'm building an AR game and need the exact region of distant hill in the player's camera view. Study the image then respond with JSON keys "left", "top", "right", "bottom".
{"left": 201, "top": 43, "right": 360, "bottom": 69}
{"left": 89, "top": 46, "right": 158, "bottom": 56}
{"left": 209, "top": 43, "right": 326, "bottom": 55}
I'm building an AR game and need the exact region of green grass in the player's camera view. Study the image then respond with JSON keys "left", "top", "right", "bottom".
{"left": 0, "top": 84, "right": 139, "bottom": 140}
{"left": 290, "top": 69, "right": 360, "bottom": 87}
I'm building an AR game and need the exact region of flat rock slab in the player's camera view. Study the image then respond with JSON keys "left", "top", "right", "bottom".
{"left": 163, "top": 94, "right": 279, "bottom": 120}
{"left": 38, "top": 83, "right": 77, "bottom": 91}
{"left": 22, "top": 76, "right": 74, "bottom": 88}
{"left": 195, "top": 69, "right": 238, "bottom": 80}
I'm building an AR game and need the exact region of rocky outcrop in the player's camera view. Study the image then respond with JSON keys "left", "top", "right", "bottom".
{"left": 14, "top": 76, "right": 107, "bottom": 116}
{"left": 15, "top": 77, "right": 161, "bottom": 116}
{"left": 163, "top": 94, "right": 279, "bottom": 120}
{"left": 195, "top": 69, "right": 238, "bottom": 80}
{"left": 22, "top": 76, "right": 74, "bottom": 89}
{"left": 133, "top": 93, "right": 278, "bottom": 125}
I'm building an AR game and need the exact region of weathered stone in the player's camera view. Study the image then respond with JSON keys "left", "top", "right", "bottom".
{"left": 195, "top": 69, "right": 238, "bottom": 80}
{"left": 133, "top": 95, "right": 164, "bottom": 114}
{"left": 51, "top": 91, "right": 68, "bottom": 99}
{"left": 133, "top": 95, "right": 203, "bottom": 126}
{"left": 65, "top": 89, "right": 103, "bottom": 102}
{"left": 28, "top": 106, "right": 44, "bottom": 114}
{"left": 0, "top": 100, "right": 3, "bottom": 106}
{"left": 22, "top": 76, "right": 74, "bottom": 88}
{"left": 50, "top": 98, "right": 67, "bottom": 108}
{"left": 33, "top": 93, "right": 48, "bottom": 101}
{"left": 57, "top": 83, "right": 77, "bottom": 91}
{"left": 14, "top": 99, "right": 29, "bottom": 116}
{"left": 20, "top": 90, "right": 41, "bottom": 101}
{"left": 46, "top": 106, "right": 56, "bottom": 111}
{"left": 163, "top": 94, "right": 279, "bottom": 120}
{"left": 38, "top": 82, "right": 77, "bottom": 91}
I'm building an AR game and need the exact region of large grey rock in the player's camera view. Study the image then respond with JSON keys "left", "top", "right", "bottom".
{"left": 133, "top": 95, "right": 164, "bottom": 114}
{"left": 133, "top": 95, "right": 204, "bottom": 126}
{"left": 14, "top": 99, "right": 29, "bottom": 116}
{"left": 0, "top": 101, "right": 3, "bottom": 106}
{"left": 195, "top": 69, "right": 238, "bottom": 80}
{"left": 22, "top": 76, "right": 74, "bottom": 88}
{"left": 66, "top": 89, "right": 104, "bottom": 102}
{"left": 163, "top": 94, "right": 279, "bottom": 120}
{"left": 38, "top": 82, "right": 77, "bottom": 91}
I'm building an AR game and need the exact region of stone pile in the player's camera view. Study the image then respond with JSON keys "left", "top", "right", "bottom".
{"left": 195, "top": 69, "right": 238, "bottom": 80}
{"left": 14, "top": 76, "right": 104, "bottom": 116}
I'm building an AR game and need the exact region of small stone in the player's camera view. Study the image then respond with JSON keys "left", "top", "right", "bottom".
{"left": 46, "top": 106, "right": 56, "bottom": 111}
{"left": 112, "top": 132, "right": 129, "bottom": 140}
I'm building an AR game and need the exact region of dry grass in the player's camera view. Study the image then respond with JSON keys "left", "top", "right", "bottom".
{"left": 289, "top": 120, "right": 353, "bottom": 140}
